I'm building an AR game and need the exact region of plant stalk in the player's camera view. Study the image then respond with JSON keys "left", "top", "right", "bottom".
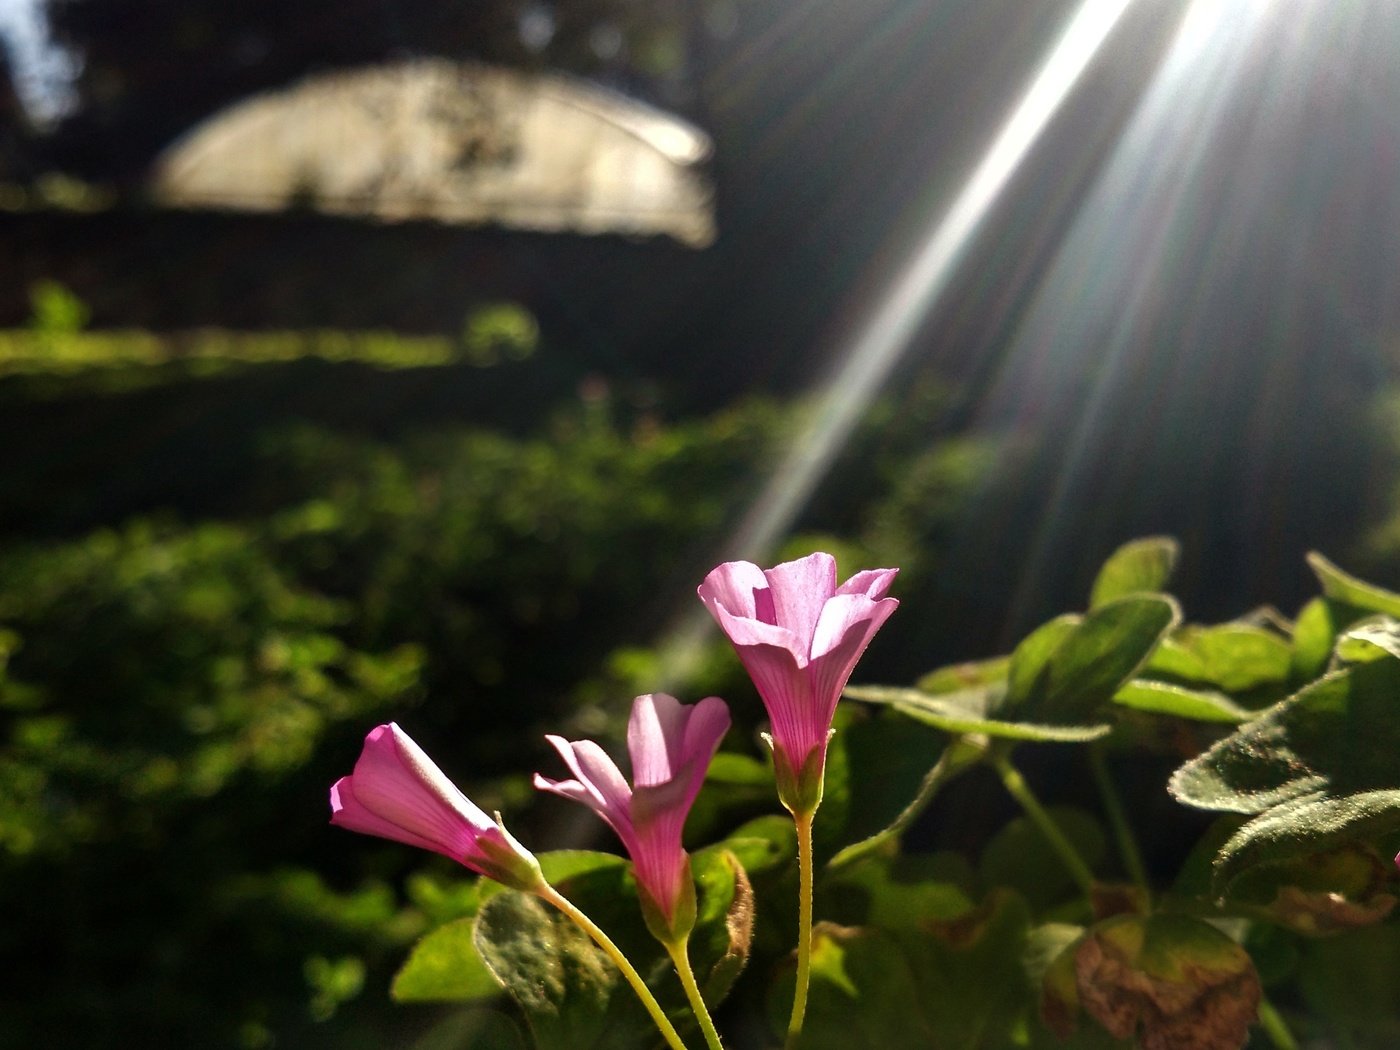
{"left": 1257, "top": 996, "right": 1299, "bottom": 1050}
{"left": 992, "top": 752, "right": 1095, "bottom": 897}
{"left": 665, "top": 939, "right": 726, "bottom": 1050}
{"left": 785, "top": 808, "right": 816, "bottom": 1050}
{"left": 1088, "top": 742, "right": 1150, "bottom": 897}
{"left": 537, "top": 885, "right": 691, "bottom": 1050}
{"left": 828, "top": 743, "right": 963, "bottom": 868}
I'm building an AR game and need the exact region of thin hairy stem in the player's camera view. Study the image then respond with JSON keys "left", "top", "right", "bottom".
{"left": 1088, "top": 742, "right": 1150, "bottom": 897}
{"left": 537, "top": 885, "right": 691, "bottom": 1050}
{"left": 665, "top": 939, "right": 725, "bottom": 1050}
{"left": 993, "top": 752, "right": 1095, "bottom": 897}
{"left": 1257, "top": 996, "right": 1299, "bottom": 1050}
{"left": 828, "top": 743, "right": 967, "bottom": 868}
{"left": 784, "top": 809, "right": 816, "bottom": 1050}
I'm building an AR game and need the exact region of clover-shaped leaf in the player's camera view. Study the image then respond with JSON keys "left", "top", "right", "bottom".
{"left": 1169, "top": 653, "right": 1400, "bottom": 891}
{"left": 1088, "top": 537, "right": 1179, "bottom": 609}
{"left": 842, "top": 684, "right": 1112, "bottom": 743}
{"left": 1001, "top": 595, "right": 1181, "bottom": 724}
{"left": 1043, "top": 914, "right": 1260, "bottom": 1050}
{"left": 1143, "top": 623, "right": 1291, "bottom": 696}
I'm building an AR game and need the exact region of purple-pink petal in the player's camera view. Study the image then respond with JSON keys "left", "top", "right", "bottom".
{"left": 763, "top": 553, "right": 838, "bottom": 641}
{"left": 330, "top": 775, "right": 449, "bottom": 855}
{"left": 835, "top": 567, "right": 899, "bottom": 602}
{"left": 535, "top": 694, "right": 730, "bottom": 922}
{"left": 538, "top": 736, "right": 636, "bottom": 838}
{"left": 329, "top": 723, "right": 541, "bottom": 887}
{"left": 697, "top": 553, "right": 899, "bottom": 801}
{"left": 698, "top": 560, "right": 769, "bottom": 620}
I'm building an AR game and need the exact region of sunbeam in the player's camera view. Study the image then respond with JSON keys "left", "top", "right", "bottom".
{"left": 650, "top": 0, "right": 1141, "bottom": 687}
{"left": 964, "top": 0, "right": 1400, "bottom": 632}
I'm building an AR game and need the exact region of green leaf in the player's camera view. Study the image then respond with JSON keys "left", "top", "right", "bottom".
{"left": 916, "top": 655, "right": 1010, "bottom": 695}
{"left": 392, "top": 918, "right": 502, "bottom": 1004}
{"left": 1212, "top": 790, "right": 1400, "bottom": 892}
{"left": 782, "top": 923, "right": 932, "bottom": 1049}
{"left": 823, "top": 709, "right": 987, "bottom": 853}
{"left": 1088, "top": 537, "right": 1179, "bottom": 609}
{"left": 1001, "top": 595, "right": 1181, "bottom": 724}
{"left": 687, "top": 848, "right": 754, "bottom": 1004}
{"left": 979, "top": 807, "right": 1107, "bottom": 912}
{"left": 1291, "top": 597, "right": 1340, "bottom": 681}
{"left": 703, "top": 751, "right": 772, "bottom": 786}
{"left": 1298, "top": 922, "right": 1400, "bottom": 1043}
{"left": 537, "top": 850, "right": 631, "bottom": 886}
{"left": 845, "top": 685, "right": 1111, "bottom": 743}
{"left": 823, "top": 852, "right": 975, "bottom": 932}
{"left": 1170, "top": 653, "right": 1400, "bottom": 890}
{"left": 785, "top": 891, "right": 1032, "bottom": 1050}
{"left": 408, "top": 1007, "right": 530, "bottom": 1050}
{"left": 1110, "top": 680, "right": 1251, "bottom": 723}
{"left": 1143, "top": 623, "right": 1292, "bottom": 693}
{"left": 474, "top": 891, "right": 640, "bottom": 1050}
{"left": 1170, "top": 658, "right": 1400, "bottom": 816}
{"left": 1307, "top": 551, "right": 1400, "bottom": 619}
{"left": 721, "top": 814, "right": 797, "bottom": 875}
{"left": 1334, "top": 616, "right": 1400, "bottom": 664}
{"left": 1006, "top": 616, "right": 1082, "bottom": 709}
{"left": 1066, "top": 914, "right": 1260, "bottom": 1048}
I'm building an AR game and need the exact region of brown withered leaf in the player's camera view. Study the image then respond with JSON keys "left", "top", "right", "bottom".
{"left": 1270, "top": 886, "right": 1396, "bottom": 935}
{"left": 1074, "top": 915, "right": 1260, "bottom": 1050}
{"left": 1090, "top": 881, "right": 1150, "bottom": 922}
{"left": 1232, "top": 843, "right": 1399, "bottom": 936}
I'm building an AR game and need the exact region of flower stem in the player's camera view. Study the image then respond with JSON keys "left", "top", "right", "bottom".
{"left": 785, "top": 808, "right": 816, "bottom": 1050}
{"left": 1088, "top": 742, "right": 1150, "bottom": 897}
{"left": 665, "top": 939, "right": 726, "bottom": 1050}
{"left": 1257, "top": 996, "right": 1299, "bottom": 1050}
{"left": 537, "top": 885, "right": 691, "bottom": 1050}
{"left": 992, "top": 752, "right": 1095, "bottom": 897}
{"left": 828, "top": 738, "right": 978, "bottom": 868}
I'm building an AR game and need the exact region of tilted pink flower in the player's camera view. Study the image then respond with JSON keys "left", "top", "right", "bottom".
{"left": 330, "top": 723, "right": 543, "bottom": 891}
{"left": 534, "top": 693, "right": 730, "bottom": 932}
{"left": 697, "top": 552, "right": 898, "bottom": 810}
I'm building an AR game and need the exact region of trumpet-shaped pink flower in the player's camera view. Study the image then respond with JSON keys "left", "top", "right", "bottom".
{"left": 330, "top": 723, "right": 543, "bottom": 891}
{"left": 535, "top": 693, "right": 730, "bottom": 934}
{"left": 698, "top": 552, "right": 898, "bottom": 810}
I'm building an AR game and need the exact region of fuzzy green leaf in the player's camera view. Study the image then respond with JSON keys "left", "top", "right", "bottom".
{"left": 1212, "top": 790, "right": 1400, "bottom": 892}
{"left": 916, "top": 655, "right": 1010, "bottom": 695}
{"left": 1003, "top": 596, "right": 1181, "bottom": 724}
{"left": 1088, "top": 537, "right": 1179, "bottom": 609}
{"left": 474, "top": 891, "right": 638, "bottom": 1050}
{"left": 1110, "top": 680, "right": 1251, "bottom": 723}
{"left": 1170, "top": 658, "right": 1400, "bottom": 815}
{"left": 845, "top": 685, "right": 1112, "bottom": 742}
{"left": 1335, "top": 616, "right": 1400, "bottom": 664}
{"left": 392, "top": 917, "right": 502, "bottom": 1004}
{"left": 1170, "top": 652, "right": 1400, "bottom": 890}
{"left": 1144, "top": 623, "right": 1292, "bottom": 693}
{"left": 1307, "top": 551, "right": 1400, "bottom": 619}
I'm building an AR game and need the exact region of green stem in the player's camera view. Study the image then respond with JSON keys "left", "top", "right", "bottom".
{"left": 1257, "top": 996, "right": 1299, "bottom": 1050}
{"left": 992, "top": 752, "right": 1095, "bottom": 897}
{"left": 665, "top": 939, "right": 725, "bottom": 1050}
{"left": 1088, "top": 742, "right": 1150, "bottom": 897}
{"left": 828, "top": 744, "right": 963, "bottom": 868}
{"left": 785, "top": 809, "right": 816, "bottom": 1050}
{"left": 537, "top": 885, "right": 691, "bottom": 1050}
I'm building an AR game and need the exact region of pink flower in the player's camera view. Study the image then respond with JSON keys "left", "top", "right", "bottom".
{"left": 534, "top": 693, "right": 730, "bottom": 935}
{"left": 330, "top": 723, "right": 543, "bottom": 891}
{"left": 697, "top": 552, "right": 898, "bottom": 811}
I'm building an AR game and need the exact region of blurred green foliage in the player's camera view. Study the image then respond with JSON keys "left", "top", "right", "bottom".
{"left": 0, "top": 331, "right": 983, "bottom": 1046}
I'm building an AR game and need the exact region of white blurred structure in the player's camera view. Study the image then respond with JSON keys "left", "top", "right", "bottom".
{"left": 152, "top": 60, "right": 715, "bottom": 246}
